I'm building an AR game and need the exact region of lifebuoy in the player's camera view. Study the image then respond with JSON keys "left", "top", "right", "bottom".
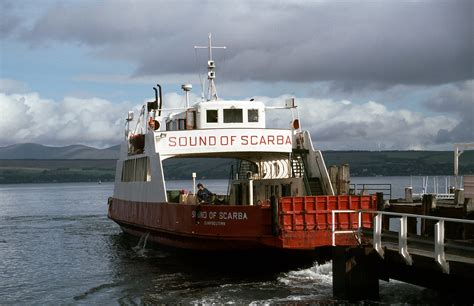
{"left": 148, "top": 117, "right": 160, "bottom": 130}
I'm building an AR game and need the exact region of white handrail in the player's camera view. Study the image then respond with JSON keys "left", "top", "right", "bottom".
{"left": 363, "top": 210, "right": 474, "bottom": 224}
{"left": 331, "top": 210, "right": 361, "bottom": 246}
{"left": 399, "top": 215, "right": 413, "bottom": 265}
{"left": 331, "top": 209, "right": 474, "bottom": 274}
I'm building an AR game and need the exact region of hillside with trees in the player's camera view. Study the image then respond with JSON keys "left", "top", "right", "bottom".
{"left": 0, "top": 144, "right": 473, "bottom": 184}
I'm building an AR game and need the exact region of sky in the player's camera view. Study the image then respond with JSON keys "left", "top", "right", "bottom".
{"left": 0, "top": 0, "right": 472, "bottom": 150}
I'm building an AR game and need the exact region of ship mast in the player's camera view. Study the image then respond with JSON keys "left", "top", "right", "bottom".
{"left": 194, "top": 33, "right": 226, "bottom": 101}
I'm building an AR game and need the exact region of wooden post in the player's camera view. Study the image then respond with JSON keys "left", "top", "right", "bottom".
{"left": 463, "top": 198, "right": 474, "bottom": 240}
{"left": 405, "top": 187, "right": 413, "bottom": 203}
{"left": 407, "top": 217, "right": 417, "bottom": 235}
{"left": 332, "top": 246, "right": 380, "bottom": 301}
{"left": 421, "top": 194, "right": 436, "bottom": 236}
{"left": 376, "top": 192, "right": 384, "bottom": 210}
{"left": 454, "top": 189, "right": 464, "bottom": 206}
{"left": 338, "top": 164, "right": 350, "bottom": 195}
{"left": 376, "top": 192, "right": 389, "bottom": 231}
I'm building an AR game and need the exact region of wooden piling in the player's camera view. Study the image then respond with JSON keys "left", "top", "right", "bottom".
{"left": 376, "top": 192, "right": 390, "bottom": 231}
{"left": 332, "top": 246, "right": 380, "bottom": 301}
{"left": 405, "top": 187, "right": 413, "bottom": 203}
{"left": 421, "top": 194, "right": 436, "bottom": 236}
{"left": 337, "top": 164, "right": 350, "bottom": 195}
{"left": 454, "top": 189, "right": 464, "bottom": 206}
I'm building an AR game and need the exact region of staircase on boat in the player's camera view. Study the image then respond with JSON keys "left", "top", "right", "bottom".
{"left": 291, "top": 149, "right": 324, "bottom": 196}
{"left": 233, "top": 151, "right": 325, "bottom": 196}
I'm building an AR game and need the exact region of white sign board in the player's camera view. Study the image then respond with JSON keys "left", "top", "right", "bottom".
{"left": 155, "top": 129, "right": 293, "bottom": 155}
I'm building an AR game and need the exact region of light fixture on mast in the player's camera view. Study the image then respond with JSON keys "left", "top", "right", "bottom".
{"left": 194, "top": 33, "right": 226, "bottom": 101}
{"left": 181, "top": 84, "right": 192, "bottom": 108}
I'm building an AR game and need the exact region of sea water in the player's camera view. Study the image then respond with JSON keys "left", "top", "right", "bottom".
{"left": 0, "top": 178, "right": 443, "bottom": 304}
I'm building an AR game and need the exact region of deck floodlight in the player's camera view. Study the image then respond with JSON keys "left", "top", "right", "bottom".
{"left": 127, "top": 111, "right": 134, "bottom": 121}
{"left": 285, "top": 98, "right": 296, "bottom": 108}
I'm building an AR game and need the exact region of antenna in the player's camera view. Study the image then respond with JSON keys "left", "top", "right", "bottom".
{"left": 194, "top": 33, "right": 226, "bottom": 101}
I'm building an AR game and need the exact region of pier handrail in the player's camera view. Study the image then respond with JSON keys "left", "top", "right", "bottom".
{"left": 361, "top": 210, "right": 474, "bottom": 224}
{"left": 331, "top": 209, "right": 362, "bottom": 247}
{"left": 349, "top": 183, "right": 392, "bottom": 199}
{"left": 331, "top": 209, "right": 474, "bottom": 274}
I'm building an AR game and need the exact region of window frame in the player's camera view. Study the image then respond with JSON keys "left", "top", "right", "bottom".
{"left": 248, "top": 109, "right": 259, "bottom": 123}
{"left": 206, "top": 109, "right": 218, "bottom": 123}
{"left": 223, "top": 108, "right": 243, "bottom": 123}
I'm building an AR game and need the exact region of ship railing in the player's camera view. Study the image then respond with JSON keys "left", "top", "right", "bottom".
{"left": 331, "top": 209, "right": 474, "bottom": 274}
{"left": 296, "top": 151, "right": 313, "bottom": 196}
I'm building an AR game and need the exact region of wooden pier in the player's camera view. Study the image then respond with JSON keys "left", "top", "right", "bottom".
{"left": 331, "top": 182, "right": 474, "bottom": 302}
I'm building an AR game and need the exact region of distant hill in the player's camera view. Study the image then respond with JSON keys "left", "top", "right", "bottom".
{"left": 0, "top": 143, "right": 120, "bottom": 159}
{"left": 1, "top": 143, "right": 473, "bottom": 183}
{"left": 323, "top": 150, "right": 474, "bottom": 176}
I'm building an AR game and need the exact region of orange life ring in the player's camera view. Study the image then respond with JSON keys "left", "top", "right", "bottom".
{"left": 148, "top": 118, "right": 160, "bottom": 130}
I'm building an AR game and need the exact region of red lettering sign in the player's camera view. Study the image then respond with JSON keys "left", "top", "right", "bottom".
{"left": 165, "top": 133, "right": 292, "bottom": 148}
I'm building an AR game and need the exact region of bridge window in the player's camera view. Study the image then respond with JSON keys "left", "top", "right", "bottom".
{"left": 206, "top": 109, "right": 218, "bottom": 123}
{"left": 224, "top": 108, "right": 243, "bottom": 123}
{"left": 248, "top": 109, "right": 259, "bottom": 122}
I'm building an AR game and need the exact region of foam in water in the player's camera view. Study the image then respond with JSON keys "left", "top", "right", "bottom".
{"left": 278, "top": 261, "right": 333, "bottom": 289}
{"left": 132, "top": 232, "right": 149, "bottom": 257}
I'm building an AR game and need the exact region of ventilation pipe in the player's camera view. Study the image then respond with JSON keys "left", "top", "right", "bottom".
{"left": 156, "top": 84, "right": 163, "bottom": 116}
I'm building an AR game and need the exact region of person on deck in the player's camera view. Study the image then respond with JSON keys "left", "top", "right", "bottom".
{"left": 197, "top": 183, "right": 213, "bottom": 203}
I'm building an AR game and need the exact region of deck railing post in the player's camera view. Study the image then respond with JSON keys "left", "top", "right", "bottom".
{"left": 332, "top": 210, "right": 360, "bottom": 246}
{"left": 376, "top": 192, "right": 389, "bottom": 231}
{"left": 399, "top": 216, "right": 413, "bottom": 265}
{"left": 374, "top": 213, "right": 384, "bottom": 258}
{"left": 332, "top": 210, "right": 336, "bottom": 246}
{"left": 362, "top": 210, "right": 474, "bottom": 275}
{"left": 434, "top": 220, "right": 449, "bottom": 274}
{"left": 357, "top": 210, "right": 362, "bottom": 244}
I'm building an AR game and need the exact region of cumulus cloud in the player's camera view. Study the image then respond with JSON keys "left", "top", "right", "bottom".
{"left": 0, "top": 90, "right": 460, "bottom": 150}
{"left": 260, "top": 95, "right": 458, "bottom": 150}
{"left": 424, "top": 80, "right": 474, "bottom": 144}
{"left": 0, "top": 92, "right": 139, "bottom": 147}
{"left": 8, "top": 0, "right": 473, "bottom": 87}
{"left": 0, "top": 90, "right": 199, "bottom": 147}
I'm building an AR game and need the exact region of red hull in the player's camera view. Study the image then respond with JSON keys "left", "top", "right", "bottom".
{"left": 108, "top": 195, "right": 376, "bottom": 251}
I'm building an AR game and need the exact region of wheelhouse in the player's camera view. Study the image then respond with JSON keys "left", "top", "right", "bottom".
{"left": 166, "top": 100, "right": 266, "bottom": 131}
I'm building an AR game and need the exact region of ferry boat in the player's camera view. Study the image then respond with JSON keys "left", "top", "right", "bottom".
{"left": 108, "top": 34, "right": 376, "bottom": 253}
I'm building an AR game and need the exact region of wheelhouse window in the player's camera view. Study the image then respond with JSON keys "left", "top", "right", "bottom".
{"left": 206, "top": 109, "right": 218, "bottom": 123}
{"left": 224, "top": 109, "right": 243, "bottom": 123}
{"left": 248, "top": 109, "right": 259, "bottom": 122}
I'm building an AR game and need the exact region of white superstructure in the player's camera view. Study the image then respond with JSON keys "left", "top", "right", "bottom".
{"left": 113, "top": 34, "right": 334, "bottom": 205}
